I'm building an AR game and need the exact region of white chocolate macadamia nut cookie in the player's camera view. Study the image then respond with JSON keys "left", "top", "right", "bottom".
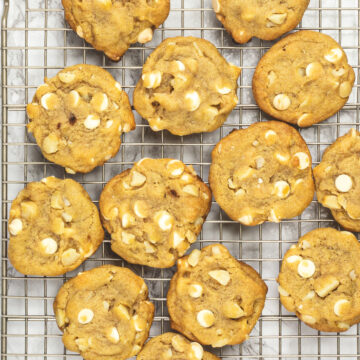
{"left": 62, "top": 0, "right": 170, "bottom": 61}
{"left": 8, "top": 177, "right": 104, "bottom": 276}
{"left": 314, "top": 129, "right": 360, "bottom": 232}
{"left": 209, "top": 121, "right": 314, "bottom": 226}
{"left": 54, "top": 265, "right": 154, "bottom": 360}
{"left": 99, "top": 158, "right": 212, "bottom": 268}
{"left": 27, "top": 64, "right": 135, "bottom": 173}
{"left": 167, "top": 244, "right": 267, "bottom": 347}
{"left": 278, "top": 228, "right": 360, "bottom": 332}
{"left": 253, "top": 31, "right": 355, "bottom": 127}
{"left": 133, "top": 36, "right": 241, "bottom": 136}
{"left": 213, "top": 0, "right": 309, "bottom": 43}
{"left": 137, "top": 332, "right": 220, "bottom": 360}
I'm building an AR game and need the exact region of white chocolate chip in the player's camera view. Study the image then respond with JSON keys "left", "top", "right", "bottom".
{"left": 268, "top": 209, "right": 280, "bottom": 223}
{"left": 303, "top": 291, "right": 315, "bottom": 301}
{"left": 314, "top": 275, "right": 339, "bottom": 298}
{"left": 267, "top": 71, "right": 277, "bottom": 86}
{"left": 41, "top": 93, "right": 58, "bottom": 110}
{"left": 323, "top": 195, "right": 341, "bottom": 210}
{"left": 133, "top": 200, "right": 148, "bottom": 219}
{"left": 142, "top": 71, "right": 162, "bottom": 89}
{"left": 286, "top": 255, "right": 302, "bottom": 264}
{"left": 185, "top": 91, "right": 201, "bottom": 112}
{"left": 238, "top": 215, "right": 253, "bottom": 225}
{"left": 122, "top": 213, "right": 135, "bottom": 228}
{"left": 212, "top": 338, "right": 230, "bottom": 348}
{"left": 172, "top": 231, "right": 185, "bottom": 249}
{"left": 62, "top": 212, "right": 72, "bottom": 223}
{"left": 50, "top": 192, "right": 63, "bottom": 209}
{"left": 188, "top": 249, "right": 201, "bottom": 267}
{"left": 255, "top": 157, "right": 265, "bottom": 169}
{"left": 305, "top": 62, "right": 323, "bottom": 79}
{"left": 144, "top": 241, "right": 156, "bottom": 254}
{"left": 175, "top": 60, "right": 185, "bottom": 71}
{"left": 167, "top": 160, "right": 185, "bottom": 178}
{"left": 138, "top": 28, "right": 153, "bottom": 43}
{"left": 121, "top": 231, "right": 135, "bottom": 245}
{"left": 183, "top": 184, "right": 199, "bottom": 197}
{"left": 84, "top": 115, "right": 100, "bottom": 130}
{"left": 21, "top": 201, "right": 38, "bottom": 219}
{"left": 301, "top": 314, "right": 317, "bottom": 325}
{"left": 297, "top": 113, "right": 311, "bottom": 127}
{"left": 154, "top": 210, "right": 173, "bottom": 231}
{"left": 209, "top": 270, "right": 230, "bottom": 286}
{"left": 223, "top": 302, "right": 245, "bottom": 319}
{"left": 40, "top": 238, "right": 58, "bottom": 255}
{"left": 107, "top": 327, "right": 119, "bottom": 344}
{"left": 293, "top": 152, "right": 310, "bottom": 170}
{"left": 113, "top": 304, "right": 130, "bottom": 320}
{"left": 334, "top": 299, "right": 350, "bottom": 316}
{"left": 197, "top": 309, "right": 215, "bottom": 328}
{"left": 212, "top": 0, "right": 221, "bottom": 12}
{"left": 114, "top": 82, "right": 122, "bottom": 91}
{"left": 297, "top": 259, "right": 316, "bottom": 278}
{"left": 275, "top": 152, "right": 290, "bottom": 164}
{"left": 339, "top": 81, "right": 352, "bottom": 98}
{"left": 338, "top": 322, "right": 350, "bottom": 330}
{"left": 133, "top": 314, "right": 146, "bottom": 332}
{"left": 273, "top": 94, "right": 291, "bottom": 111}
{"left": 75, "top": 338, "right": 90, "bottom": 351}
{"left": 130, "top": 171, "right": 147, "bottom": 187}
{"left": 59, "top": 72, "right": 75, "bottom": 83}
{"left": 349, "top": 270, "right": 356, "bottom": 280}
{"left": 273, "top": 180, "right": 290, "bottom": 198}
{"left": 217, "top": 86, "right": 231, "bottom": 95}
{"left": 335, "top": 174, "right": 352, "bottom": 192}
{"left": 9, "top": 218, "right": 23, "bottom": 235}
{"left": 69, "top": 90, "right": 80, "bottom": 107}
{"left": 332, "top": 67, "right": 346, "bottom": 77}
{"left": 78, "top": 309, "right": 94, "bottom": 324}
{"left": 105, "top": 120, "right": 113, "bottom": 128}
{"left": 265, "top": 129, "right": 277, "bottom": 144}
{"left": 267, "top": 13, "right": 287, "bottom": 25}
{"left": 189, "top": 284, "right": 203, "bottom": 298}
{"left": 91, "top": 92, "right": 108, "bottom": 112}
{"left": 43, "top": 134, "right": 59, "bottom": 154}
{"left": 185, "top": 230, "right": 197, "bottom": 244}
{"left": 171, "top": 335, "right": 185, "bottom": 352}
{"left": 278, "top": 285, "right": 289, "bottom": 297}
{"left": 228, "top": 178, "right": 236, "bottom": 189}
{"left": 61, "top": 248, "right": 80, "bottom": 266}
{"left": 324, "top": 48, "right": 343, "bottom": 63}
{"left": 103, "top": 301, "right": 110, "bottom": 311}
{"left": 190, "top": 342, "right": 204, "bottom": 360}
{"left": 76, "top": 25, "right": 84, "bottom": 38}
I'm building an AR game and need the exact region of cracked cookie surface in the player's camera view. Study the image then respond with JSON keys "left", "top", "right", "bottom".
{"left": 133, "top": 36, "right": 241, "bottom": 136}
{"left": 99, "top": 158, "right": 212, "bottom": 268}
{"left": 252, "top": 31, "right": 355, "bottom": 127}
{"left": 212, "top": 0, "right": 309, "bottom": 43}
{"left": 209, "top": 121, "right": 314, "bottom": 226}
{"left": 54, "top": 265, "right": 154, "bottom": 360}
{"left": 278, "top": 228, "right": 360, "bottom": 332}
{"left": 27, "top": 64, "right": 135, "bottom": 174}
{"left": 167, "top": 244, "right": 267, "bottom": 347}
{"left": 62, "top": 0, "right": 170, "bottom": 61}
{"left": 137, "top": 332, "right": 220, "bottom": 360}
{"left": 8, "top": 176, "right": 104, "bottom": 276}
{"left": 314, "top": 129, "right": 360, "bottom": 231}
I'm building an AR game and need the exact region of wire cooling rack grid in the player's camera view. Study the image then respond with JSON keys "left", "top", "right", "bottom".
{"left": 2, "top": 0, "right": 360, "bottom": 359}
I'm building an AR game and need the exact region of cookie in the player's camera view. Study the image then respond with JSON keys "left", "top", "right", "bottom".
{"left": 8, "top": 176, "right": 104, "bottom": 276}
{"left": 252, "top": 31, "right": 355, "bottom": 127}
{"left": 54, "top": 265, "right": 154, "bottom": 360}
{"left": 313, "top": 129, "right": 360, "bottom": 232}
{"left": 27, "top": 64, "right": 135, "bottom": 174}
{"left": 209, "top": 121, "right": 314, "bottom": 226}
{"left": 277, "top": 228, "right": 360, "bottom": 332}
{"left": 137, "top": 333, "right": 220, "bottom": 360}
{"left": 133, "top": 36, "right": 241, "bottom": 136}
{"left": 212, "top": 0, "right": 309, "bottom": 43}
{"left": 167, "top": 244, "right": 267, "bottom": 347}
{"left": 99, "top": 158, "right": 211, "bottom": 268}
{"left": 62, "top": 0, "right": 170, "bottom": 61}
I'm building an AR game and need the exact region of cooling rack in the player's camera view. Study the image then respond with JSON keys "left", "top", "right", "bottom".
{"left": 2, "top": 0, "right": 360, "bottom": 359}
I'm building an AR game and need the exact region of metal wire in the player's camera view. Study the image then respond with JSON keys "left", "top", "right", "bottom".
{"left": 2, "top": 0, "right": 360, "bottom": 359}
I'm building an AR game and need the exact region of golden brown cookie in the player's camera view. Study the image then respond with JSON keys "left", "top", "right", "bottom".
{"left": 8, "top": 176, "right": 104, "bottom": 276}
{"left": 133, "top": 36, "right": 241, "bottom": 136}
{"left": 99, "top": 158, "right": 211, "bottom": 268}
{"left": 278, "top": 228, "right": 360, "bottom": 332}
{"left": 313, "top": 129, "right": 360, "bottom": 232}
{"left": 213, "top": 0, "right": 309, "bottom": 43}
{"left": 209, "top": 121, "right": 314, "bottom": 226}
{"left": 27, "top": 64, "right": 135, "bottom": 174}
{"left": 252, "top": 31, "right": 355, "bottom": 127}
{"left": 167, "top": 244, "right": 267, "bottom": 347}
{"left": 137, "top": 333, "right": 220, "bottom": 360}
{"left": 54, "top": 265, "right": 154, "bottom": 360}
{"left": 62, "top": 0, "right": 170, "bottom": 61}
